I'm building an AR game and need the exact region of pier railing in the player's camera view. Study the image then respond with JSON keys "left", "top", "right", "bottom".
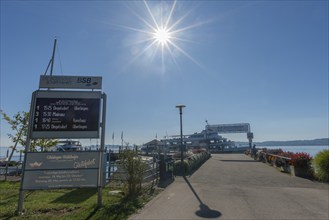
{"left": 255, "top": 151, "right": 292, "bottom": 173}
{"left": 106, "top": 158, "right": 159, "bottom": 191}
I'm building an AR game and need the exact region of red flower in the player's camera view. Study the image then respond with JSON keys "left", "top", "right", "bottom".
{"left": 290, "top": 152, "right": 312, "bottom": 168}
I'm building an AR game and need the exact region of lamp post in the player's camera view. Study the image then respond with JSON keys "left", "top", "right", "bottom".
{"left": 176, "top": 104, "right": 186, "bottom": 164}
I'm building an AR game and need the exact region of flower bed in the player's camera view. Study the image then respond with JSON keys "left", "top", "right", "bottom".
{"left": 256, "top": 148, "right": 313, "bottom": 178}
{"left": 290, "top": 152, "right": 312, "bottom": 168}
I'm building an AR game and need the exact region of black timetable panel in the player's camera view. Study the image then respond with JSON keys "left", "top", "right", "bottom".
{"left": 32, "top": 98, "right": 100, "bottom": 133}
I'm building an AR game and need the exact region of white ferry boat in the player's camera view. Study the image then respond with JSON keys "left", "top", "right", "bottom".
{"left": 51, "top": 140, "right": 83, "bottom": 151}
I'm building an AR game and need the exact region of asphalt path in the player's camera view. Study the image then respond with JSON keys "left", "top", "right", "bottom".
{"left": 130, "top": 154, "right": 329, "bottom": 220}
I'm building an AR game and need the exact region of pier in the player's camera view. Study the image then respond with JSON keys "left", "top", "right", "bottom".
{"left": 130, "top": 154, "right": 329, "bottom": 220}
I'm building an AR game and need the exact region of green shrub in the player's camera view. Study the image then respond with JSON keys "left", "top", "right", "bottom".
{"left": 313, "top": 149, "right": 329, "bottom": 182}
{"left": 119, "top": 150, "right": 148, "bottom": 196}
{"left": 173, "top": 152, "right": 210, "bottom": 175}
{"left": 173, "top": 160, "right": 190, "bottom": 175}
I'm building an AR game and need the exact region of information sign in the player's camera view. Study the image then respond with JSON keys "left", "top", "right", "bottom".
{"left": 23, "top": 170, "right": 98, "bottom": 190}
{"left": 39, "top": 75, "right": 102, "bottom": 89}
{"left": 22, "top": 151, "right": 100, "bottom": 190}
{"left": 25, "top": 151, "right": 100, "bottom": 170}
{"left": 18, "top": 75, "right": 106, "bottom": 213}
{"left": 206, "top": 123, "right": 250, "bottom": 133}
{"left": 31, "top": 91, "right": 101, "bottom": 139}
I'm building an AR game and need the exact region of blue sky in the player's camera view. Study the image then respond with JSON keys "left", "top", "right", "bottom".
{"left": 1, "top": 1, "right": 328, "bottom": 147}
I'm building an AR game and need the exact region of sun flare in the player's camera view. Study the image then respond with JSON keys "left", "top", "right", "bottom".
{"left": 153, "top": 27, "right": 171, "bottom": 46}
{"left": 119, "top": 0, "right": 207, "bottom": 72}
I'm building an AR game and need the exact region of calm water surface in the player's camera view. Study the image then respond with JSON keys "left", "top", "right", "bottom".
{"left": 257, "top": 145, "right": 329, "bottom": 157}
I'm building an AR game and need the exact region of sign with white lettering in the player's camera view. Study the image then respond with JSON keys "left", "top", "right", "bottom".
{"left": 39, "top": 75, "right": 102, "bottom": 89}
{"left": 206, "top": 123, "right": 250, "bottom": 133}
{"left": 31, "top": 91, "right": 101, "bottom": 139}
{"left": 25, "top": 152, "right": 100, "bottom": 170}
{"left": 22, "top": 151, "right": 100, "bottom": 190}
{"left": 23, "top": 170, "right": 98, "bottom": 190}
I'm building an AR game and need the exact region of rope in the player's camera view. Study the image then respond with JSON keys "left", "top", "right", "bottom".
{"left": 56, "top": 39, "right": 64, "bottom": 75}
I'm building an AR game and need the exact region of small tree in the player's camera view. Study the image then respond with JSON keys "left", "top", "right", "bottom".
{"left": 1, "top": 110, "right": 58, "bottom": 180}
{"left": 119, "top": 149, "right": 147, "bottom": 197}
{"left": 1, "top": 110, "right": 58, "bottom": 151}
{"left": 1, "top": 111, "right": 29, "bottom": 146}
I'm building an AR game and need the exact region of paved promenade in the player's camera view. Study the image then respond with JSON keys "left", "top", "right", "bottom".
{"left": 130, "top": 154, "right": 329, "bottom": 220}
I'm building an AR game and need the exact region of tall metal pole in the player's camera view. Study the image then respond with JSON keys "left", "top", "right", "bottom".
{"left": 176, "top": 105, "right": 185, "bottom": 165}
{"left": 18, "top": 91, "right": 36, "bottom": 214}
{"left": 179, "top": 109, "right": 183, "bottom": 163}
{"left": 98, "top": 93, "right": 107, "bottom": 208}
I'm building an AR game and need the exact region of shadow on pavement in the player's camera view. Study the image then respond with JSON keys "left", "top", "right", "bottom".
{"left": 183, "top": 176, "right": 221, "bottom": 218}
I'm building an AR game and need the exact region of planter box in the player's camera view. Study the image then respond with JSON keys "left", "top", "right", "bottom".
{"left": 290, "top": 166, "right": 312, "bottom": 178}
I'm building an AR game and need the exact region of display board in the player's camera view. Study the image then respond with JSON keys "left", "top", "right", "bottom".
{"left": 31, "top": 91, "right": 101, "bottom": 139}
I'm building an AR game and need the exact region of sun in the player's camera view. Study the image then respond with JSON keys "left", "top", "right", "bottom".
{"left": 117, "top": 0, "right": 209, "bottom": 72}
{"left": 153, "top": 27, "right": 171, "bottom": 46}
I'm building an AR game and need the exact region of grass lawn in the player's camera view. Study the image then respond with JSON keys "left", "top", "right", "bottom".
{"left": 0, "top": 180, "right": 160, "bottom": 220}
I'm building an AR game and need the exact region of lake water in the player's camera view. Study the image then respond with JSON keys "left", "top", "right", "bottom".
{"left": 0, "top": 146, "right": 26, "bottom": 162}
{"left": 1, "top": 145, "right": 328, "bottom": 161}
{"left": 256, "top": 145, "right": 329, "bottom": 157}
{"left": 0, "top": 145, "right": 132, "bottom": 162}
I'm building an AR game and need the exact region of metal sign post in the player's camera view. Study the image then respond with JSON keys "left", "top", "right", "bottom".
{"left": 98, "top": 93, "right": 106, "bottom": 208}
{"left": 18, "top": 93, "right": 36, "bottom": 214}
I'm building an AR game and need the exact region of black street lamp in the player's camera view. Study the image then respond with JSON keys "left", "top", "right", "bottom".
{"left": 176, "top": 104, "right": 186, "bottom": 164}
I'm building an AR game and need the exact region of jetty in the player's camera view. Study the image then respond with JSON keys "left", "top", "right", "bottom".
{"left": 130, "top": 154, "right": 329, "bottom": 220}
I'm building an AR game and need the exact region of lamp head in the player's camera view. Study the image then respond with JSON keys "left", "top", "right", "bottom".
{"left": 175, "top": 104, "right": 186, "bottom": 109}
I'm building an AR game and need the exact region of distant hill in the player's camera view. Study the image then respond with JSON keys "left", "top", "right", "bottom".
{"left": 253, "top": 138, "right": 329, "bottom": 146}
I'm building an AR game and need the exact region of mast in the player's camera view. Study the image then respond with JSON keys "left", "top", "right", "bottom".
{"left": 50, "top": 38, "right": 57, "bottom": 76}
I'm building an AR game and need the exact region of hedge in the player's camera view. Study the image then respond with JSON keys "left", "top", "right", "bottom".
{"left": 173, "top": 151, "right": 211, "bottom": 175}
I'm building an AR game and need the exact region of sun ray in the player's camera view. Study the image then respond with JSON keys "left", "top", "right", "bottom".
{"left": 125, "top": 37, "right": 155, "bottom": 48}
{"left": 125, "top": 40, "right": 159, "bottom": 68}
{"left": 126, "top": 5, "right": 160, "bottom": 32}
{"left": 112, "top": 23, "right": 154, "bottom": 36}
{"left": 144, "top": 0, "right": 160, "bottom": 30}
{"left": 166, "top": 6, "right": 195, "bottom": 32}
{"left": 164, "top": 0, "right": 177, "bottom": 29}
{"left": 170, "top": 36, "right": 198, "bottom": 44}
{"left": 171, "top": 18, "right": 215, "bottom": 35}
{"left": 167, "top": 40, "right": 204, "bottom": 68}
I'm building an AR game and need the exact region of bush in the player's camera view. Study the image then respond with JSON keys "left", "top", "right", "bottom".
{"left": 173, "top": 151, "right": 210, "bottom": 175}
{"left": 313, "top": 149, "right": 329, "bottom": 182}
{"left": 290, "top": 152, "right": 312, "bottom": 168}
{"left": 119, "top": 150, "right": 148, "bottom": 196}
{"left": 173, "top": 160, "right": 190, "bottom": 175}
